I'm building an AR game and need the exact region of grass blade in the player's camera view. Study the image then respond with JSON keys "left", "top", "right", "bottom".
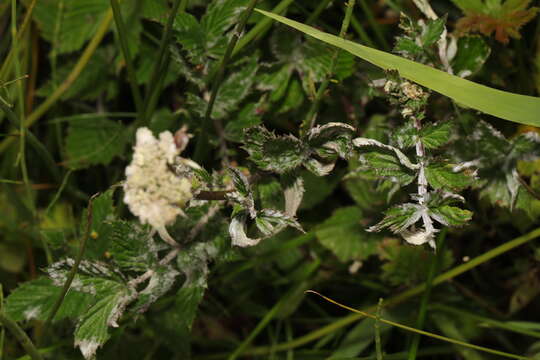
{"left": 255, "top": 9, "right": 540, "bottom": 127}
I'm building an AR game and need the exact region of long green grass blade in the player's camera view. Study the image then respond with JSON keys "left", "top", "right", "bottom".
{"left": 255, "top": 9, "right": 540, "bottom": 127}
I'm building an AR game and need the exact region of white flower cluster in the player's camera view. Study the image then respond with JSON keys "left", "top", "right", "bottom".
{"left": 124, "top": 127, "right": 195, "bottom": 245}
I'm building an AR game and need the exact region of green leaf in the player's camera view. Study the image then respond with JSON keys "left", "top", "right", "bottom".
{"left": 451, "top": 36, "right": 491, "bottom": 78}
{"left": 425, "top": 163, "right": 474, "bottom": 191}
{"left": 74, "top": 280, "right": 132, "bottom": 359}
{"left": 255, "top": 9, "right": 540, "bottom": 126}
{"left": 316, "top": 206, "right": 379, "bottom": 262}
{"left": 393, "top": 37, "right": 423, "bottom": 56}
{"left": 201, "top": 0, "right": 245, "bottom": 57}
{"left": 368, "top": 203, "right": 423, "bottom": 233}
{"left": 255, "top": 209, "right": 304, "bottom": 237}
{"left": 421, "top": 17, "right": 446, "bottom": 47}
{"left": 307, "top": 122, "right": 355, "bottom": 160}
{"left": 65, "top": 115, "right": 127, "bottom": 169}
{"left": 4, "top": 277, "right": 93, "bottom": 322}
{"left": 132, "top": 265, "right": 179, "bottom": 313}
{"left": 429, "top": 204, "right": 472, "bottom": 226}
{"left": 173, "top": 12, "right": 206, "bottom": 63}
{"left": 33, "top": 0, "right": 109, "bottom": 54}
{"left": 224, "top": 101, "right": 264, "bottom": 142}
{"left": 420, "top": 121, "right": 454, "bottom": 149}
{"left": 82, "top": 188, "right": 116, "bottom": 260}
{"left": 298, "top": 39, "right": 355, "bottom": 82}
{"left": 110, "top": 220, "right": 156, "bottom": 272}
{"left": 380, "top": 239, "right": 454, "bottom": 286}
{"left": 392, "top": 120, "right": 418, "bottom": 149}
{"left": 243, "top": 126, "right": 308, "bottom": 174}
{"left": 212, "top": 56, "right": 259, "bottom": 119}
{"left": 256, "top": 64, "right": 293, "bottom": 102}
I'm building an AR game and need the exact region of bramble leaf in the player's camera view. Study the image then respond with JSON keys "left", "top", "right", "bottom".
{"left": 428, "top": 204, "right": 472, "bottom": 226}
{"left": 420, "top": 121, "right": 454, "bottom": 149}
{"left": 65, "top": 116, "right": 127, "bottom": 169}
{"left": 421, "top": 17, "right": 446, "bottom": 47}
{"left": 368, "top": 203, "right": 423, "bottom": 233}
{"left": 425, "top": 163, "right": 474, "bottom": 191}
{"left": 316, "top": 207, "right": 379, "bottom": 262}
{"left": 4, "top": 277, "right": 93, "bottom": 322}
{"left": 451, "top": 36, "right": 491, "bottom": 77}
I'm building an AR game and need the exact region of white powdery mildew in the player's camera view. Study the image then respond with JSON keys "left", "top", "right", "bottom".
{"left": 124, "top": 127, "right": 195, "bottom": 243}
{"left": 76, "top": 338, "right": 100, "bottom": 360}
{"left": 24, "top": 306, "right": 41, "bottom": 321}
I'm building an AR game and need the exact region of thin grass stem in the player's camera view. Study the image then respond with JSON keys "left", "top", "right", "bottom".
{"left": 306, "top": 0, "right": 334, "bottom": 25}
{"left": 41, "top": 193, "right": 101, "bottom": 339}
{"left": 138, "top": 0, "right": 185, "bottom": 127}
{"left": 359, "top": 0, "right": 390, "bottom": 50}
{"left": 0, "top": 9, "right": 114, "bottom": 154}
{"left": 110, "top": 0, "right": 143, "bottom": 112}
{"left": 239, "top": 227, "right": 540, "bottom": 356}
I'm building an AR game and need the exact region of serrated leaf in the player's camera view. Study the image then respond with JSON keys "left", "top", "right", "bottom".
{"left": 298, "top": 39, "right": 355, "bottom": 82}
{"left": 243, "top": 127, "right": 308, "bottom": 174}
{"left": 82, "top": 188, "right": 116, "bottom": 260}
{"left": 256, "top": 10, "right": 540, "bottom": 127}
{"left": 255, "top": 209, "right": 304, "bottom": 236}
{"left": 33, "top": 0, "right": 109, "bottom": 54}
{"left": 421, "top": 17, "right": 446, "bottom": 47}
{"left": 394, "top": 37, "right": 423, "bottom": 56}
{"left": 392, "top": 120, "right": 418, "bottom": 149}
{"left": 277, "top": 77, "right": 305, "bottom": 114}
{"left": 228, "top": 167, "right": 251, "bottom": 198}
{"left": 201, "top": 0, "right": 245, "bottom": 57}
{"left": 65, "top": 116, "right": 127, "bottom": 169}
{"left": 368, "top": 203, "right": 423, "bottom": 233}
{"left": 74, "top": 281, "right": 132, "bottom": 359}
{"left": 512, "top": 132, "right": 540, "bottom": 161}
{"left": 212, "top": 56, "right": 259, "bottom": 119}
{"left": 316, "top": 206, "right": 379, "bottom": 262}
{"left": 4, "top": 277, "right": 93, "bottom": 322}
{"left": 132, "top": 265, "right": 179, "bottom": 313}
{"left": 425, "top": 163, "right": 474, "bottom": 191}
{"left": 451, "top": 36, "right": 491, "bottom": 77}
{"left": 420, "top": 121, "right": 454, "bottom": 149}
{"left": 224, "top": 101, "right": 264, "bottom": 142}
{"left": 304, "top": 157, "right": 336, "bottom": 176}
{"left": 380, "top": 239, "right": 454, "bottom": 286}
{"left": 429, "top": 204, "right": 472, "bottom": 226}
{"left": 354, "top": 137, "right": 419, "bottom": 171}
{"left": 173, "top": 12, "right": 206, "bottom": 63}
{"left": 256, "top": 64, "right": 293, "bottom": 102}
{"left": 308, "top": 122, "right": 355, "bottom": 159}
{"left": 110, "top": 220, "right": 156, "bottom": 272}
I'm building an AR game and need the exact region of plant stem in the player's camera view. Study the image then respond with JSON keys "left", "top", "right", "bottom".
{"left": 359, "top": 0, "right": 389, "bottom": 50}
{"left": 306, "top": 291, "right": 529, "bottom": 360}
{"left": 238, "top": 227, "right": 540, "bottom": 356}
{"left": 407, "top": 229, "right": 447, "bottom": 360}
{"left": 300, "top": 0, "right": 356, "bottom": 137}
{"left": 0, "top": 9, "right": 114, "bottom": 154}
{"left": 193, "top": 0, "right": 260, "bottom": 163}
{"left": 0, "top": 313, "right": 43, "bottom": 360}
{"left": 305, "top": 0, "right": 333, "bottom": 25}
{"left": 42, "top": 193, "right": 100, "bottom": 337}
{"left": 138, "top": 0, "right": 185, "bottom": 127}
{"left": 375, "top": 298, "right": 384, "bottom": 360}
{"left": 110, "top": 0, "right": 143, "bottom": 112}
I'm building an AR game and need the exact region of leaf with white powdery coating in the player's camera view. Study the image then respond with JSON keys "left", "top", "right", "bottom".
{"left": 74, "top": 280, "right": 133, "bottom": 359}
{"left": 110, "top": 220, "right": 156, "bottom": 272}
{"left": 368, "top": 203, "right": 423, "bottom": 233}
{"left": 425, "top": 163, "right": 474, "bottom": 192}
{"left": 429, "top": 204, "right": 472, "bottom": 227}
{"left": 4, "top": 277, "right": 93, "bottom": 323}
